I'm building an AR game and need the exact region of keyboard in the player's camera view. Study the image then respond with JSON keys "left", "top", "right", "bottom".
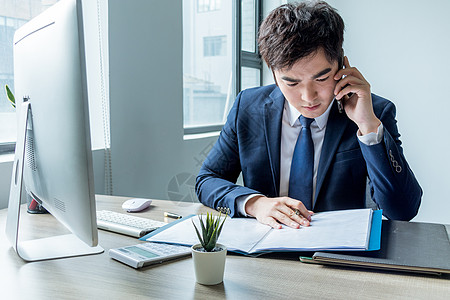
{"left": 97, "top": 210, "right": 166, "bottom": 238}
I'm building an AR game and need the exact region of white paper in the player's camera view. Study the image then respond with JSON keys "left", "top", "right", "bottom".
{"left": 146, "top": 208, "right": 373, "bottom": 254}
{"left": 253, "top": 209, "right": 372, "bottom": 252}
{"left": 146, "top": 215, "right": 272, "bottom": 253}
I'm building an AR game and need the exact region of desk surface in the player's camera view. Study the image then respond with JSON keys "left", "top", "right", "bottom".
{"left": 1, "top": 195, "right": 449, "bottom": 300}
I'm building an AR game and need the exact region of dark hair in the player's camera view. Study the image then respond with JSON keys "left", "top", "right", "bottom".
{"left": 258, "top": 1, "right": 344, "bottom": 71}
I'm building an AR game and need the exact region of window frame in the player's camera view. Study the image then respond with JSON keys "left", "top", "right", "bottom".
{"left": 236, "top": 0, "right": 263, "bottom": 93}
{"left": 183, "top": 0, "right": 263, "bottom": 135}
{"left": 0, "top": 142, "right": 15, "bottom": 155}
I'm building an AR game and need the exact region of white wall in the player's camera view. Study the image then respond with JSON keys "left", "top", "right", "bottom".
{"left": 0, "top": 158, "right": 13, "bottom": 209}
{"left": 265, "top": 0, "right": 449, "bottom": 224}
{"left": 326, "top": 0, "right": 450, "bottom": 224}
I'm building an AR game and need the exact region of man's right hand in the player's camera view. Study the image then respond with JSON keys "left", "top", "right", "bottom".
{"left": 245, "top": 195, "right": 314, "bottom": 229}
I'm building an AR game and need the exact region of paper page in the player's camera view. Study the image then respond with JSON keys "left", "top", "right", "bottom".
{"left": 146, "top": 216, "right": 272, "bottom": 253}
{"left": 253, "top": 209, "right": 372, "bottom": 252}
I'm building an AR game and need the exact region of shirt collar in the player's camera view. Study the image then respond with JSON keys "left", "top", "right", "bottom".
{"left": 285, "top": 99, "right": 335, "bottom": 130}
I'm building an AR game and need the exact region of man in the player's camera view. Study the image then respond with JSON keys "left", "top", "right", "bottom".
{"left": 196, "top": 1, "right": 422, "bottom": 229}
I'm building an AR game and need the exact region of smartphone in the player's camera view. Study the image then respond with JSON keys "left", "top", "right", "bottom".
{"left": 335, "top": 96, "right": 344, "bottom": 114}
{"left": 334, "top": 54, "right": 350, "bottom": 114}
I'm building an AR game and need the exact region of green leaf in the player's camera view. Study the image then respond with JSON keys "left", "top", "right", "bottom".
{"left": 5, "top": 84, "right": 15, "bottom": 108}
{"left": 204, "top": 234, "right": 217, "bottom": 251}
{"left": 199, "top": 215, "right": 207, "bottom": 246}
{"left": 192, "top": 219, "right": 205, "bottom": 248}
{"left": 192, "top": 212, "right": 227, "bottom": 252}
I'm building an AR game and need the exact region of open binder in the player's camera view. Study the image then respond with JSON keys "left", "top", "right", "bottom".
{"left": 142, "top": 208, "right": 382, "bottom": 255}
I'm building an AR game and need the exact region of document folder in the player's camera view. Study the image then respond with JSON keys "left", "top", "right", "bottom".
{"left": 142, "top": 208, "right": 382, "bottom": 255}
{"left": 301, "top": 220, "right": 450, "bottom": 275}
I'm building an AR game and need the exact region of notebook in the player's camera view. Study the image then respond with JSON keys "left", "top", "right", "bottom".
{"left": 141, "top": 208, "right": 382, "bottom": 255}
{"left": 300, "top": 220, "right": 450, "bottom": 275}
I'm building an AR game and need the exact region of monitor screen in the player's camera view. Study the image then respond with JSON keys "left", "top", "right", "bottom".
{"left": 6, "top": 0, "right": 103, "bottom": 261}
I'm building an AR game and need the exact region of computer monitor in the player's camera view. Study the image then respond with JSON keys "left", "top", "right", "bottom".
{"left": 5, "top": 0, "right": 103, "bottom": 261}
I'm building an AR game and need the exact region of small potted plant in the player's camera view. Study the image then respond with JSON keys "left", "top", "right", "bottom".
{"left": 5, "top": 84, "right": 16, "bottom": 108}
{"left": 191, "top": 212, "right": 227, "bottom": 285}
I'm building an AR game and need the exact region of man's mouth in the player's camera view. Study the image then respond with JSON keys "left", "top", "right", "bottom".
{"left": 303, "top": 104, "right": 321, "bottom": 111}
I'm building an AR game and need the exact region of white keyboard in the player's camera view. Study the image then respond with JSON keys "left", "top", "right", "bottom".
{"left": 97, "top": 210, "right": 166, "bottom": 238}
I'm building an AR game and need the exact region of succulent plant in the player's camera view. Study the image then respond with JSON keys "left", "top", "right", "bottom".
{"left": 192, "top": 212, "right": 226, "bottom": 252}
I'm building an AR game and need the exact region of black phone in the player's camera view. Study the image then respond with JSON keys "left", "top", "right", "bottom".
{"left": 334, "top": 53, "right": 349, "bottom": 114}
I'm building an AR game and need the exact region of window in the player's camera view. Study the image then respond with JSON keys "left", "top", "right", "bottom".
{"left": 0, "top": 0, "right": 60, "bottom": 153}
{"left": 183, "top": 0, "right": 262, "bottom": 133}
{"left": 197, "top": 0, "right": 221, "bottom": 13}
{"left": 241, "top": 66, "right": 261, "bottom": 91}
{"left": 183, "top": 0, "right": 233, "bottom": 130}
{"left": 238, "top": 0, "right": 262, "bottom": 92}
{"left": 203, "top": 36, "right": 226, "bottom": 57}
{"left": 241, "top": 0, "right": 256, "bottom": 53}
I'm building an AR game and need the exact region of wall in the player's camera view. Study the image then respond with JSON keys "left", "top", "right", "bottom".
{"left": 0, "top": 158, "right": 13, "bottom": 209}
{"left": 267, "top": 0, "right": 449, "bottom": 224}
{"left": 108, "top": 0, "right": 217, "bottom": 204}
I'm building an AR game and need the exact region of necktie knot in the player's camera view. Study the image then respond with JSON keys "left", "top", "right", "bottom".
{"left": 299, "top": 115, "right": 314, "bottom": 129}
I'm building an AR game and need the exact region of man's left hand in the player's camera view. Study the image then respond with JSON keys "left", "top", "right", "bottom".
{"left": 334, "top": 56, "right": 381, "bottom": 135}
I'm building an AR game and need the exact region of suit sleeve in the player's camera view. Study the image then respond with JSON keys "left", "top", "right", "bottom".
{"left": 359, "top": 100, "right": 422, "bottom": 221}
{"left": 195, "top": 91, "right": 261, "bottom": 217}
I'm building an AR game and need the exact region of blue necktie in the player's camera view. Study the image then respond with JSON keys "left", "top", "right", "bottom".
{"left": 289, "top": 115, "right": 314, "bottom": 210}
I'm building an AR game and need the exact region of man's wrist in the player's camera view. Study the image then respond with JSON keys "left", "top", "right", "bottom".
{"left": 358, "top": 122, "right": 384, "bottom": 145}
{"left": 358, "top": 118, "right": 381, "bottom": 135}
{"left": 244, "top": 194, "right": 266, "bottom": 217}
{"left": 236, "top": 194, "right": 263, "bottom": 217}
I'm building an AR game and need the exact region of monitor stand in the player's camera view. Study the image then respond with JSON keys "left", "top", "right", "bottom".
{"left": 5, "top": 101, "right": 104, "bottom": 262}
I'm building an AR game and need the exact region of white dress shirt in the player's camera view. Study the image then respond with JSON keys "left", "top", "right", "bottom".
{"left": 236, "top": 99, "right": 383, "bottom": 216}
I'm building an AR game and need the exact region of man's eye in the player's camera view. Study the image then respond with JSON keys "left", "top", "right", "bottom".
{"left": 287, "top": 82, "right": 298, "bottom": 87}
{"left": 316, "top": 76, "right": 329, "bottom": 82}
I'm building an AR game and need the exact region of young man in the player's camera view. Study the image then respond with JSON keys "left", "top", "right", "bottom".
{"left": 196, "top": 1, "right": 422, "bottom": 229}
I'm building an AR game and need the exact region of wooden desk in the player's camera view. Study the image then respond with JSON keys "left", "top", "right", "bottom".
{"left": 0, "top": 195, "right": 449, "bottom": 300}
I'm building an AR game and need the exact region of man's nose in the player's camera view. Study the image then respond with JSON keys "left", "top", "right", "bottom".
{"left": 301, "top": 83, "right": 317, "bottom": 103}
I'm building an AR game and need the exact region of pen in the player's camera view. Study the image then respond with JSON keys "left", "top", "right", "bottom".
{"left": 164, "top": 212, "right": 182, "bottom": 219}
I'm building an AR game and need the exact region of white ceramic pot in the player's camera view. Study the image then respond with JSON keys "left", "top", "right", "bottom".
{"left": 191, "top": 243, "right": 227, "bottom": 285}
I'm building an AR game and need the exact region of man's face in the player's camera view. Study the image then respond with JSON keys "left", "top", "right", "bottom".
{"left": 273, "top": 48, "right": 339, "bottom": 119}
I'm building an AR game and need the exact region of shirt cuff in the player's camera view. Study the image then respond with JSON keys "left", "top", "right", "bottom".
{"left": 357, "top": 123, "right": 384, "bottom": 146}
{"left": 236, "top": 194, "right": 262, "bottom": 217}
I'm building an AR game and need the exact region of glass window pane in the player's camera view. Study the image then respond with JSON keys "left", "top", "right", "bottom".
{"left": 203, "top": 35, "right": 226, "bottom": 56}
{"left": 184, "top": 0, "right": 233, "bottom": 128}
{"left": 197, "top": 0, "right": 221, "bottom": 13}
{"left": 241, "top": 67, "right": 260, "bottom": 91}
{"left": 0, "top": 0, "right": 60, "bottom": 144}
{"left": 241, "top": 0, "right": 256, "bottom": 52}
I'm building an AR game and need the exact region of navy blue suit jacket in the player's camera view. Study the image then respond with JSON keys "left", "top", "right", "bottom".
{"left": 196, "top": 85, "right": 422, "bottom": 221}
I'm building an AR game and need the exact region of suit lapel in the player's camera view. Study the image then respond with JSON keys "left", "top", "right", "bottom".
{"left": 314, "top": 102, "right": 349, "bottom": 206}
{"left": 263, "top": 88, "right": 284, "bottom": 196}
